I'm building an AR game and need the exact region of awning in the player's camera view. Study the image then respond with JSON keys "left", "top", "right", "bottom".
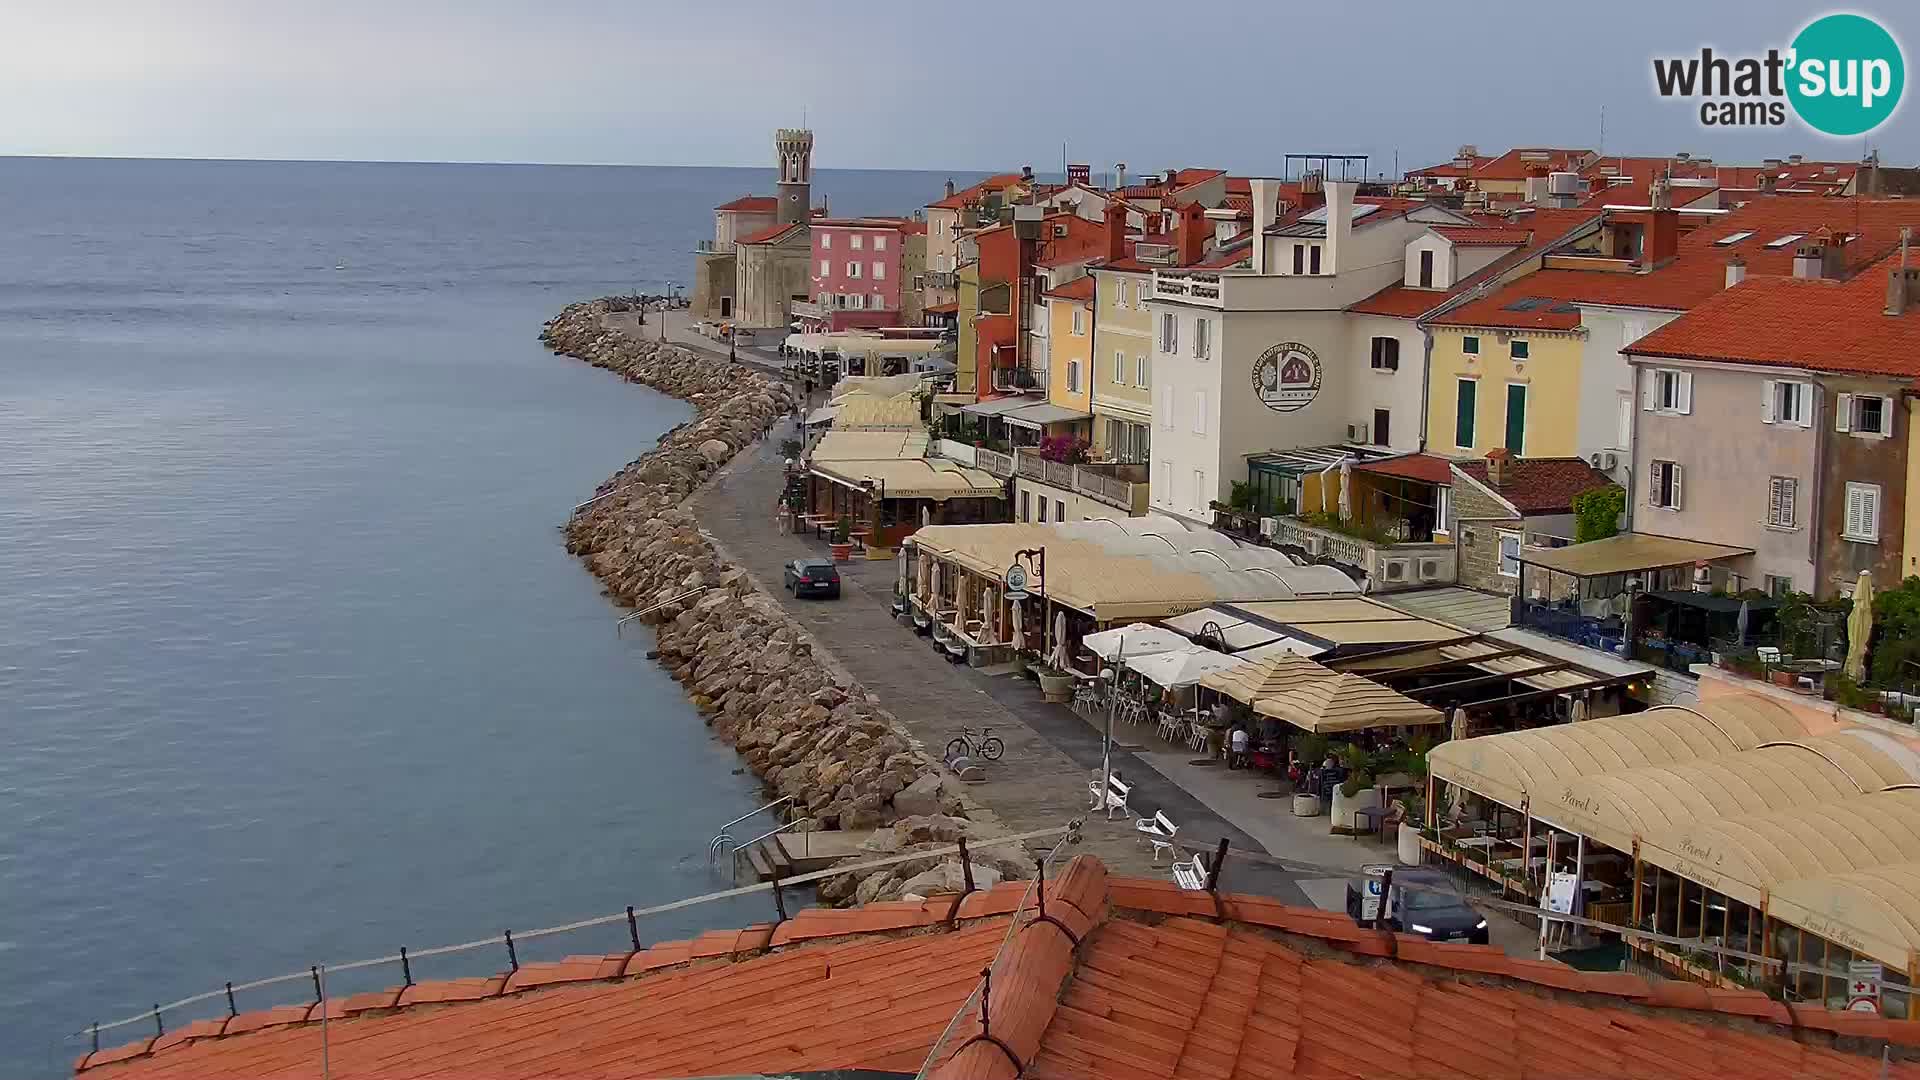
{"left": 809, "top": 430, "right": 929, "bottom": 462}
{"left": 830, "top": 393, "right": 921, "bottom": 431}
{"left": 1198, "top": 653, "right": 1335, "bottom": 704}
{"left": 1126, "top": 647, "right": 1248, "bottom": 689}
{"left": 1426, "top": 695, "right": 1805, "bottom": 813}
{"left": 1647, "top": 590, "right": 1781, "bottom": 615}
{"left": 1003, "top": 403, "right": 1093, "bottom": 430}
{"left": 810, "top": 458, "right": 1003, "bottom": 501}
{"left": 1519, "top": 533, "right": 1751, "bottom": 578}
{"left": 960, "top": 396, "right": 1032, "bottom": 417}
{"left": 805, "top": 405, "right": 842, "bottom": 426}
{"left": 1232, "top": 637, "right": 1328, "bottom": 661}
{"left": 1253, "top": 673, "right": 1446, "bottom": 733}
{"left": 1083, "top": 623, "right": 1191, "bottom": 661}
{"left": 1768, "top": 862, "right": 1920, "bottom": 969}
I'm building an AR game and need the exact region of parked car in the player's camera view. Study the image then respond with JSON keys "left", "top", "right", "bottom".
{"left": 1345, "top": 865, "right": 1489, "bottom": 944}
{"left": 783, "top": 558, "right": 841, "bottom": 599}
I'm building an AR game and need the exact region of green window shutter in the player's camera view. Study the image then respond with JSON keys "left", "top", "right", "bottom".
{"left": 1505, "top": 384, "right": 1527, "bottom": 453}
{"left": 1455, "top": 380, "right": 1477, "bottom": 448}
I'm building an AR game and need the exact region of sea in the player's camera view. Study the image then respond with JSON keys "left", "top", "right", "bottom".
{"left": 0, "top": 156, "right": 976, "bottom": 1076}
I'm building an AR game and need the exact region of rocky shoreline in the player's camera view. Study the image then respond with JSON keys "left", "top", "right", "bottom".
{"left": 541, "top": 300, "right": 1033, "bottom": 903}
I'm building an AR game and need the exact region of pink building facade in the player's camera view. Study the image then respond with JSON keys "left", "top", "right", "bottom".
{"left": 803, "top": 219, "right": 910, "bottom": 332}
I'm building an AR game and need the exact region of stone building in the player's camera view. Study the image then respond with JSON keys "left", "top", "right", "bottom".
{"left": 1446, "top": 450, "right": 1614, "bottom": 595}
{"left": 690, "top": 129, "right": 818, "bottom": 331}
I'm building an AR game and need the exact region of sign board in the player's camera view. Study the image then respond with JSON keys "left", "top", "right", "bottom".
{"left": 1002, "top": 564, "right": 1029, "bottom": 603}
{"left": 1847, "top": 960, "right": 1883, "bottom": 1013}
{"left": 1357, "top": 864, "right": 1392, "bottom": 922}
{"left": 1250, "top": 342, "right": 1323, "bottom": 414}
{"left": 1543, "top": 872, "right": 1579, "bottom": 916}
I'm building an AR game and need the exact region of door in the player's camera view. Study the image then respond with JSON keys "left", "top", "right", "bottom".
{"left": 1505, "top": 384, "right": 1527, "bottom": 454}
{"left": 1373, "top": 408, "right": 1391, "bottom": 447}
{"left": 1419, "top": 249, "right": 1434, "bottom": 288}
{"left": 719, "top": 296, "right": 732, "bottom": 318}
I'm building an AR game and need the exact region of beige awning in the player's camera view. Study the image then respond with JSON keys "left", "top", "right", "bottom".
{"left": 811, "top": 458, "right": 1002, "bottom": 501}
{"left": 1199, "top": 653, "right": 1334, "bottom": 704}
{"left": 829, "top": 393, "right": 921, "bottom": 431}
{"left": 1638, "top": 788, "right": 1920, "bottom": 911}
{"left": 808, "top": 430, "right": 929, "bottom": 462}
{"left": 1767, "top": 862, "right": 1920, "bottom": 970}
{"left": 1252, "top": 673, "right": 1445, "bottom": 733}
{"left": 1519, "top": 532, "right": 1751, "bottom": 577}
{"left": 1427, "top": 695, "right": 1805, "bottom": 813}
{"left": 1540, "top": 729, "right": 1920, "bottom": 854}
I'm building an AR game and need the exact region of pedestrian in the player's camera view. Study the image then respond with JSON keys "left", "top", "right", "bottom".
{"left": 1228, "top": 725, "right": 1250, "bottom": 770}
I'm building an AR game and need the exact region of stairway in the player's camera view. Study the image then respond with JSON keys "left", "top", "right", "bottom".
{"left": 734, "top": 829, "right": 876, "bottom": 883}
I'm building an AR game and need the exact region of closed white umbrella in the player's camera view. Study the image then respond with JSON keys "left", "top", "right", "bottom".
{"left": 1338, "top": 459, "right": 1353, "bottom": 523}
{"left": 1845, "top": 570, "right": 1875, "bottom": 683}
{"left": 931, "top": 562, "right": 942, "bottom": 610}
{"left": 1011, "top": 599, "right": 1026, "bottom": 653}
{"left": 1447, "top": 707, "right": 1470, "bottom": 819}
{"left": 1050, "top": 610, "right": 1068, "bottom": 670}
{"left": 921, "top": 504, "right": 932, "bottom": 529}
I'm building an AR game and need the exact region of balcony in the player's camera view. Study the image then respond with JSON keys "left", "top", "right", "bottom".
{"left": 789, "top": 300, "right": 827, "bottom": 320}
{"left": 1254, "top": 515, "right": 1455, "bottom": 592}
{"left": 923, "top": 271, "right": 959, "bottom": 291}
{"left": 695, "top": 239, "right": 731, "bottom": 256}
{"left": 1012, "top": 450, "right": 1148, "bottom": 513}
{"left": 1150, "top": 270, "right": 1225, "bottom": 307}
{"left": 990, "top": 365, "right": 1047, "bottom": 393}
{"left": 975, "top": 447, "right": 1015, "bottom": 478}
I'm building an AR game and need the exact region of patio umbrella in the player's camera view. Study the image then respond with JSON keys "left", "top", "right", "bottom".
{"left": 930, "top": 562, "right": 942, "bottom": 609}
{"left": 921, "top": 504, "right": 931, "bottom": 529}
{"left": 1734, "top": 599, "right": 1751, "bottom": 647}
{"left": 1447, "top": 707, "right": 1470, "bottom": 818}
{"left": 1050, "top": 610, "right": 1068, "bottom": 670}
{"left": 1569, "top": 697, "right": 1588, "bottom": 723}
{"left": 1083, "top": 623, "right": 1189, "bottom": 661}
{"left": 1011, "top": 600, "right": 1026, "bottom": 653}
{"left": 1338, "top": 459, "right": 1353, "bottom": 523}
{"left": 1845, "top": 570, "right": 1875, "bottom": 683}
{"left": 1127, "top": 647, "right": 1248, "bottom": 690}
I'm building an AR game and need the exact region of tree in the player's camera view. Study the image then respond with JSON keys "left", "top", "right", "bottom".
{"left": 1870, "top": 576, "right": 1920, "bottom": 686}
{"left": 1571, "top": 486, "right": 1625, "bottom": 543}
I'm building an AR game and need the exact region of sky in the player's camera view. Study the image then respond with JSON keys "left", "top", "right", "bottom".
{"left": 3, "top": 0, "right": 1916, "bottom": 173}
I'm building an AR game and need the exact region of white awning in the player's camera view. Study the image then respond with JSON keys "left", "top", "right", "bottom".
{"left": 960, "top": 396, "right": 1033, "bottom": 417}
{"left": 1003, "top": 403, "right": 1094, "bottom": 430}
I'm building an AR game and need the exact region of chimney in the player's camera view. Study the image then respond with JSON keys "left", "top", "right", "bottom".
{"left": 1248, "top": 177, "right": 1278, "bottom": 274}
{"left": 1486, "top": 448, "right": 1512, "bottom": 488}
{"left": 1757, "top": 173, "right": 1777, "bottom": 194}
{"left": 1789, "top": 153, "right": 1805, "bottom": 165}
{"left": 1325, "top": 180, "right": 1356, "bottom": 276}
{"left": 943, "top": 178, "right": 956, "bottom": 200}
{"left": 1177, "top": 201, "right": 1206, "bottom": 266}
{"left": 1067, "top": 163, "right": 1091, "bottom": 187}
{"left": 1888, "top": 228, "right": 1914, "bottom": 316}
{"left": 1642, "top": 180, "right": 1679, "bottom": 266}
{"left": 1104, "top": 199, "right": 1127, "bottom": 263}
{"left": 1763, "top": 157, "right": 1783, "bottom": 171}
{"left": 1166, "top": 166, "right": 1180, "bottom": 187}
{"left": 1021, "top": 165, "right": 1034, "bottom": 182}
{"left": 1793, "top": 243, "right": 1827, "bottom": 279}
{"left": 1726, "top": 254, "right": 1747, "bottom": 289}
{"left": 1114, "top": 162, "right": 1127, "bottom": 190}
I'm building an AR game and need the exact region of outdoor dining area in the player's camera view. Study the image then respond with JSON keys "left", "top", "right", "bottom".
{"left": 794, "top": 429, "right": 1002, "bottom": 555}
{"left": 1423, "top": 692, "right": 1920, "bottom": 1004}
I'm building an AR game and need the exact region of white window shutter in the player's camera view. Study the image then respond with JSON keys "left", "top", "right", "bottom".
{"left": 1847, "top": 485, "right": 1866, "bottom": 537}
{"left": 1671, "top": 463, "right": 1684, "bottom": 509}
{"left": 1676, "top": 372, "right": 1693, "bottom": 414}
{"left": 1761, "top": 380, "right": 1776, "bottom": 423}
{"left": 1193, "top": 390, "right": 1207, "bottom": 434}
{"left": 1878, "top": 395, "right": 1895, "bottom": 435}
{"left": 1865, "top": 487, "right": 1881, "bottom": 539}
{"left": 1650, "top": 461, "right": 1663, "bottom": 505}
{"left": 1641, "top": 369, "right": 1657, "bottom": 411}
{"left": 1837, "top": 392, "right": 1854, "bottom": 432}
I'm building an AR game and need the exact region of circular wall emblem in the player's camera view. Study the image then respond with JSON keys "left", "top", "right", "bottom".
{"left": 1251, "top": 342, "right": 1322, "bottom": 413}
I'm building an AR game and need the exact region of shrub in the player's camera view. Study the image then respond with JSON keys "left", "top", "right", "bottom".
{"left": 1571, "top": 486, "right": 1625, "bottom": 543}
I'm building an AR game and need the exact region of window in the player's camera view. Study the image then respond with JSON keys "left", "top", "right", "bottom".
{"left": 848, "top": 293, "right": 865, "bottom": 310}
{"left": 1157, "top": 459, "right": 1172, "bottom": 501}
{"left": 1763, "top": 380, "right": 1811, "bottom": 426}
{"left": 1419, "top": 249, "right": 1434, "bottom": 288}
{"left": 1764, "top": 233, "right": 1804, "bottom": 249}
{"left": 1071, "top": 307, "right": 1085, "bottom": 336}
{"left": 1055, "top": 498, "right": 1066, "bottom": 521}
{"left": 849, "top": 234, "right": 863, "bottom": 250}
{"left": 1713, "top": 230, "right": 1754, "bottom": 246}
{"left": 820, "top": 234, "right": 831, "bottom": 249}
{"left": 1436, "top": 487, "right": 1452, "bottom": 534}
{"left": 1292, "top": 244, "right": 1305, "bottom": 275}
{"left": 1137, "top": 354, "right": 1149, "bottom": 388}
{"left": 1455, "top": 378, "right": 1477, "bottom": 448}
{"left": 847, "top": 261, "right": 861, "bottom": 279}
{"left": 1644, "top": 367, "right": 1693, "bottom": 414}
{"left": 1192, "top": 390, "right": 1208, "bottom": 434}
{"left": 1194, "top": 317, "right": 1211, "bottom": 359}
{"left": 1120, "top": 280, "right": 1132, "bottom": 308}
{"left": 1160, "top": 312, "right": 1178, "bottom": 353}
{"left": 817, "top": 258, "right": 829, "bottom": 276}
{"left": 1767, "top": 476, "right": 1798, "bottom": 529}
{"left": 873, "top": 234, "right": 887, "bottom": 251}
{"left": 1309, "top": 245, "right": 1322, "bottom": 275}
{"left": 1845, "top": 482, "right": 1882, "bottom": 542}
{"left": 1616, "top": 394, "right": 1633, "bottom": 448}
{"left": 1764, "top": 574, "right": 1794, "bottom": 597}
{"left": 1370, "top": 336, "right": 1400, "bottom": 371}
{"left": 1649, "top": 460, "right": 1684, "bottom": 509}
{"left": 1504, "top": 383, "right": 1527, "bottom": 453}
{"left": 1020, "top": 491, "right": 1030, "bottom": 521}
{"left": 872, "top": 262, "right": 885, "bottom": 280}
{"left": 1373, "top": 408, "right": 1391, "bottom": 447}
{"left": 1509, "top": 339, "right": 1529, "bottom": 360}
{"left": 1462, "top": 335, "right": 1480, "bottom": 355}
{"left": 1157, "top": 384, "right": 1172, "bottom": 430}
{"left": 1498, "top": 531, "right": 1521, "bottom": 577}
{"left": 1193, "top": 469, "right": 1208, "bottom": 510}
{"left": 1838, "top": 393, "right": 1893, "bottom": 436}
{"left": 1113, "top": 349, "right": 1126, "bottom": 383}
{"left": 1037, "top": 497, "right": 1048, "bottom": 522}
{"left": 1066, "top": 359, "right": 1081, "bottom": 393}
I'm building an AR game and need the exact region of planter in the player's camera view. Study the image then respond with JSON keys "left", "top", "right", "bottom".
{"left": 1397, "top": 822, "right": 1423, "bottom": 866}
{"left": 1036, "top": 671, "right": 1076, "bottom": 704}
{"left": 829, "top": 542, "right": 852, "bottom": 562}
{"left": 1770, "top": 670, "right": 1796, "bottom": 688}
{"left": 1292, "top": 792, "right": 1323, "bottom": 817}
{"left": 1330, "top": 784, "right": 1382, "bottom": 830}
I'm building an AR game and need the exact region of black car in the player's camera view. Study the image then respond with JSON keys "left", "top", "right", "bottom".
{"left": 1345, "top": 865, "right": 1489, "bottom": 944}
{"left": 783, "top": 558, "right": 841, "bottom": 599}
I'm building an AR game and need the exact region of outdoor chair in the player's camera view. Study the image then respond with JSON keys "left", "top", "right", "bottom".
{"left": 1171, "top": 853, "right": 1209, "bottom": 891}
{"left": 1135, "top": 810, "right": 1179, "bottom": 865}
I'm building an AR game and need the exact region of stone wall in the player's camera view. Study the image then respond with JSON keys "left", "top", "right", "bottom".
{"left": 1453, "top": 478, "right": 1522, "bottom": 595}
{"left": 542, "top": 299, "right": 1030, "bottom": 902}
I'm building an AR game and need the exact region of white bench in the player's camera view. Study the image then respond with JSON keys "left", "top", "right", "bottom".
{"left": 1135, "top": 810, "right": 1179, "bottom": 866}
{"left": 1089, "top": 771, "right": 1133, "bottom": 820}
{"left": 1172, "top": 853, "right": 1209, "bottom": 891}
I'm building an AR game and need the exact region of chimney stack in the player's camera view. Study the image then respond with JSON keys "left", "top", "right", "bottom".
{"left": 1166, "top": 166, "right": 1180, "bottom": 187}
{"left": 1325, "top": 180, "right": 1357, "bottom": 276}
{"left": 943, "top": 178, "right": 956, "bottom": 200}
{"left": 1114, "top": 163, "right": 1127, "bottom": 190}
{"left": 1177, "top": 201, "right": 1206, "bottom": 266}
{"left": 1793, "top": 243, "right": 1826, "bottom": 279}
{"left": 1888, "top": 228, "right": 1915, "bottom": 316}
{"left": 1104, "top": 199, "right": 1127, "bottom": 264}
{"left": 1021, "top": 165, "right": 1034, "bottom": 182}
{"left": 1726, "top": 254, "right": 1747, "bottom": 289}
{"left": 1486, "top": 447, "right": 1512, "bottom": 488}
{"left": 1249, "top": 178, "right": 1278, "bottom": 274}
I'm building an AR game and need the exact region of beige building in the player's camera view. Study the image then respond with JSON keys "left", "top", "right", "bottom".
{"left": 1090, "top": 263, "right": 1154, "bottom": 464}
{"left": 732, "top": 223, "right": 811, "bottom": 331}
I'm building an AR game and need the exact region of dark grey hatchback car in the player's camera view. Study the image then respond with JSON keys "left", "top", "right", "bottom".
{"left": 783, "top": 558, "right": 841, "bottom": 599}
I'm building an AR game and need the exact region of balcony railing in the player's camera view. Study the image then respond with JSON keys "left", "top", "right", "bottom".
{"left": 789, "top": 300, "right": 827, "bottom": 319}
{"left": 990, "top": 365, "right": 1046, "bottom": 393}
{"left": 923, "top": 271, "right": 959, "bottom": 290}
{"left": 975, "top": 447, "right": 1015, "bottom": 478}
{"left": 1010, "top": 450, "right": 1146, "bottom": 512}
{"left": 1151, "top": 270, "right": 1225, "bottom": 307}
{"left": 1514, "top": 600, "right": 1626, "bottom": 655}
{"left": 696, "top": 239, "right": 732, "bottom": 255}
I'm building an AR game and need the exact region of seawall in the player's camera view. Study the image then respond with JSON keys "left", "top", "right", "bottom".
{"left": 542, "top": 300, "right": 1031, "bottom": 902}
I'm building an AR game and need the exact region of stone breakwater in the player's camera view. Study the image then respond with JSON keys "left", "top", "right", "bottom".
{"left": 541, "top": 300, "right": 1032, "bottom": 903}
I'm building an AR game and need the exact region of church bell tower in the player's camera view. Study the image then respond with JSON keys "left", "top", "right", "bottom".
{"left": 775, "top": 129, "right": 814, "bottom": 226}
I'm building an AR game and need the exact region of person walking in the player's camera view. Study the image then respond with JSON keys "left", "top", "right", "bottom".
{"left": 1228, "top": 725, "right": 1250, "bottom": 770}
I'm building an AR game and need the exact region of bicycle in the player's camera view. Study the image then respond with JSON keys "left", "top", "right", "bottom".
{"left": 945, "top": 727, "right": 1005, "bottom": 762}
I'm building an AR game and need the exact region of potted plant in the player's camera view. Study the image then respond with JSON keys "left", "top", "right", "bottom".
{"left": 1330, "top": 743, "right": 1380, "bottom": 832}
{"left": 829, "top": 515, "right": 853, "bottom": 561}
{"left": 1397, "top": 791, "right": 1426, "bottom": 865}
{"left": 1035, "top": 665, "right": 1076, "bottom": 704}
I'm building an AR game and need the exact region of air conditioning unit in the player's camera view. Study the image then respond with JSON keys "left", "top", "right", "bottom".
{"left": 1383, "top": 559, "right": 1408, "bottom": 583}
{"left": 1303, "top": 534, "right": 1325, "bottom": 557}
{"left": 1418, "top": 558, "right": 1444, "bottom": 581}
{"left": 1347, "top": 424, "right": 1366, "bottom": 441}
{"left": 1258, "top": 517, "right": 1279, "bottom": 539}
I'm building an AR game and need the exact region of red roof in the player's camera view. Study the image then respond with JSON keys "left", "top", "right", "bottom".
{"left": 1469, "top": 147, "right": 1595, "bottom": 181}
{"left": 1628, "top": 254, "right": 1920, "bottom": 378}
{"left": 1579, "top": 178, "right": 1722, "bottom": 210}
{"left": 1434, "top": 225, "right": 1535, "bottom": 247}
{"left": 928, "top": 172, "right": 1028, "bottom": 210}
{"left": 82, "top": 856, "right": 1920, "bottom": 1080}
{"left": 1356, "top": 453, "right": 1456, "bottom": 485}
{"left": 1456, "top": 455, "right": 1617, "bottom": 513}
{"left": 924, "top": 301, "right": 959, "bottom": 314}
{"left": 1043, "top": 275, "right": 1095, "bottom": 301}
{"left": 1348, "top": 284, "right": 1450, "bottom": 318}
{"left": 737, "top": 221, "right": 805, "bottom": 245}
{"left": 715, "top": 195, "right": 777, "bottom": 213}
{"left": 1435, "top": 283, "right": 1586, "bottom": 330}
{"left": 1224, "top": 176, "right": 1252, "bottom": 195}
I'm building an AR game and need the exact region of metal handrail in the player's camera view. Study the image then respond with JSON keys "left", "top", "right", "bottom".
{"left": 730, "top": 819, "right": 802, "bottom": 883}
{"left": 707, "top": 794, "right": 794, "bottom": 864}
{"left": 615, "top": 586, "right": 710, "bottom": 635}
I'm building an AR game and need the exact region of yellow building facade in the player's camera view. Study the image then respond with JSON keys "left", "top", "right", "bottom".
{"left": 954, "top": 261, "right": 980, "bottom": 396}
{"left": 1425, "top": 326, "right": 1585, "bottom": 459}
{"left": 1089, "top": 267, "right": 1153, "bottom": 462}
{"left": 1044, "top": 294, "right": 1094, "bottom": 420}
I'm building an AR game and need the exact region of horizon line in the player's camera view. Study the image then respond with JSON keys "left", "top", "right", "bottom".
{"left": 0, "top": 151, "right": 996, "bottom": 174}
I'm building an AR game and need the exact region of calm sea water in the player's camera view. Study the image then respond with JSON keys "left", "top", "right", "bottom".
{"left": 0, "top": 156, "right": 970, "bottom": 1075}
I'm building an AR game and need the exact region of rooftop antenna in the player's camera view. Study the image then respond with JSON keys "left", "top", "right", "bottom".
{"left": 1598, "top": 105, "right": 1605, "bottom": 154}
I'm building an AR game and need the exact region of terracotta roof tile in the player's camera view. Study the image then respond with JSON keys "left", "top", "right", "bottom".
{"left": 1044, "top": 276, "right": 1095, "bottom": 301}
{"left": 1355, "top": 452, "right": 1455, "bottom": 485}
{"left": 715, "top": 194, "right": 777, "bottom": 212}
{"left": 1454, "top": 456, "right": 1616, "bottom": 514}
{"left": 737, "top": 221, "right": 805, "bottom": 246}
{"left": 1435, "top": 224, "right": 1535, "bottom": 247}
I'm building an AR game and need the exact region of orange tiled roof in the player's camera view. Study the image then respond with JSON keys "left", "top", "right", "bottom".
{"left": 1456, "top": 455, "right": 1618, "bottom": 513}
{"left": 1469, "top": 147, "right": 1595, "bottom": 182}
{"left": 1628, "top": 255, "right": 1920, "bottom": 378}
{"left": 715, "top": 195, "right": 777, "bottom": 213}
{"left": 928, "top": 173, "right": 1028, "bottom": 210}
{"left": 737, "top": 221, "right": 805, "bottom": 246}
{"left": 1434, "top": 225, "right": 1534, "bottom": 247}
{"left": 1044, "top": 276, "right": 1095, "bottom": 301}
{"left": 1356, "top": 453, "right": 1456, "bottom": 485}
{"left": 76, "top": 856, "right": 1920, "bottom": 1080}
{"left": 1349, "top": 284, "right": 1451, "bottom": 318}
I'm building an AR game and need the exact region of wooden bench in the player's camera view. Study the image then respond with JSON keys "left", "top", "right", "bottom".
{"left": 1134, "top": 809, "right": 1179, "bottom": 866}
{"left": 1172, "top": 853, "right": 1209, "bottom": 891}
{"left": 1089, "top": 771, "right": 1133, "bottom": 820}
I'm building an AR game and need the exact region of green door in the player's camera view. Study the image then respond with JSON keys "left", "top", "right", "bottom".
{"left": 1454, "top": 379, "right": 1476, "bottom": 448}
{"left": 1505, "top": 383, "right": 1527, "bottom": 453}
